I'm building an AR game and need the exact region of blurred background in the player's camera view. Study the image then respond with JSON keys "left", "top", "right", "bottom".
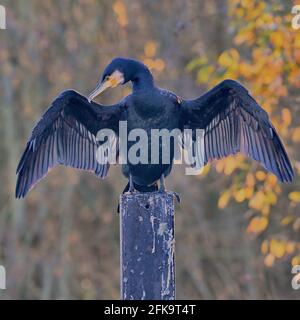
{"left": 0, "top": 0, "right": 299, "bottom": 299}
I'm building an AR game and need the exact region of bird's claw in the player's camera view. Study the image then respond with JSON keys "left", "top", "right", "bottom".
{"left": 126, "top": 191, "right": 137, "bottom": 195}
{"left": 126, "top": 187, "right": 139, "bottom": 194}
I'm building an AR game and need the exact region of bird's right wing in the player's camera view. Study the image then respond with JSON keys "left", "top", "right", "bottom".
{"left": 180, "top": 80, "right": 293, "bottom": 182}
{"left": 16, "top": 90, "right": 124, "bottom": 198}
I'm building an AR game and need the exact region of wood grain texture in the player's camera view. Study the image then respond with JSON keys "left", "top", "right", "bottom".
{"left": 120, "top": 191, "right": 175, "bottom": 300}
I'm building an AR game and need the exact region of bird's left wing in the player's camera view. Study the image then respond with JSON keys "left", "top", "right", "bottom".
{"left": 16, "top": 90, "right": 124, "bottom": 198}
{"left": 180, "top": 79, "right": 293, "bottom": 182}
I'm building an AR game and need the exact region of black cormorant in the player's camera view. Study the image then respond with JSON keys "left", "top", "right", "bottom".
{"left": 15, "top": 58, "right": 293, "bottom": 198}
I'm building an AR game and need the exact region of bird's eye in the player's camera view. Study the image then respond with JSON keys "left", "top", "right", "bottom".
{"left": 105, "top": 75, "right": 110, "bottom": 81}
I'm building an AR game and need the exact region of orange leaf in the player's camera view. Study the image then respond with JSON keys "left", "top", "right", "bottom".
{"left": 264, "top": 254, "right": 275, "bottom": 267}
{"left": 292, "top": 255, "right": 300, "bottom": 266}
{"left": 289, "top": 191, "right": 300, "bottom": 202}
{"left": 261, "top": 240, "right": 269, "bottom": 255}
{"left": 270, "top": 31, "right": 284, "bottom": 48}
{"left": 234, "top": 188, "right": 246, "bottom": 203}
{"left": 247, "top": 216, "right": 268, "bottom": 234}
{"left": 246, "top": 173, "right": 255, "bottom": 187}
{"left": 218, "top": 191, "right": 231, "bottom": 209}
{"left": 292, "top": 127, "right": 300, "bottom": 142}
{"left": 144, "top": 41, "right": 157, "bottom": 58}
{"left": 270, "top": 239, "right": 286, "bottom": 258}
{"left": 282, "top": 108, "right": 292, "bottom": 126}
{"left": 256, "top": 170, "right": 266, "bottom": 181}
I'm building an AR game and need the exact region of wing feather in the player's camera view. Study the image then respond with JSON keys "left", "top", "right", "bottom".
{"left": 16, "top": 90, "right": 124, "bottom": 198}
{"left": 181, "top": 79, "right": 293, "bottom": 182}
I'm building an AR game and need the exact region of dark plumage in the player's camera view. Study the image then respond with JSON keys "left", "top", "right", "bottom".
{"left": 16, "top": 58, "right": 293, "bottom": 198}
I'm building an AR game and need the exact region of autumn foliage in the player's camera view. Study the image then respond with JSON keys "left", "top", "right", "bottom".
{"left": 188, "top": 0, "right": 300, "bottom": 268}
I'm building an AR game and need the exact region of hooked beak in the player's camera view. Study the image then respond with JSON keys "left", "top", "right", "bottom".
{"left": 88, "top": 80, "right": 112, "bottom": 103}
{"left": 88, "top": 70, "right": 124, "bottom": 102}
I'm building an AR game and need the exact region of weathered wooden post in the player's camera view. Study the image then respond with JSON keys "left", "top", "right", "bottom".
{"left": 120, "top": 191, "right": 175, "bottom": 300}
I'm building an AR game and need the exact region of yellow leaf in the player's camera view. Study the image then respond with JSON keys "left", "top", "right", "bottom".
{"left": 224, "top": 157, "right": 237, "bottom": 175}
{"left": 266, "top": 174, "right": 277, "bottom": 187}
{"left": 286, "top": 241, "right": 296, "bottom": 254}
{"left": 186, "top": 56, "right": 208, "bottom": 72}
{"left": 256, "top": 170, "right": 266, "bottom": 181}
{"left": 196, "top": 66, "right": 213, "bottom": 84}
{"left": 144, "top": 41, "right": 157, "bottom": 58}
{"left": 292, "top": 255, "right": 300, "bottom": 266}
{"left": 218, "top": 49, "right": 239, "bottom": 67}
{"left": 245, "top": 187, "right": 254, "bottom": 199}
{"left": 241, "top": 0, "right": 254, "bottom": 9}
{"left": 282, "top": 108, "right": 292, "bottom": 126}
{"left": 295, "top": 35, "right": 300, "bottom": 48}
{"left": 113, "top": 1, "right": 128, "bottom": 27}
{"left": 249, "top": 191, "right": 265, "bottom": 211}
{"left": 218, "top": 52, "right": 232, "bottom": 67}
{"left": 270, "top": 239, "right": 286, "bottom": 258}
{"left": 292, "top": 127, "right": 300, "bottom": 142}
{"left": 293, "top": 218, "right": 300, "bottom": 231}
{"left": 234, "top": 29, "right": 254, "bottom": 45}
{"left": 281, "top": 215, "right": 295, "bottom": 226}
{"left": 266, "top": 191, "right": 277, "bottom": 205}
{"left": 262, "top": 205, "right": 270, "bottom": 216}
{"left": 234, "top": 188, "right": 246, "bottom": 203}
{"left": 154, "top": 59, "right": 165, "bottom": 72}
{"left": 247, "top": 216, "right": 268, "bottom": 234}
{"left": 261, "top": 240, "right": 269, "bottom": 255}
{"left": 277, "top": 85, "right": 287, "bottom": 97}
{"left": 289, "top": 191, "right": 300, "bottom": 202}
{"left": 264, "top": 254, "right": 275, "bottom": 267}
{"left": 216, "top": 160, "right": 225, "bottom": 173}
{"left": 218, "top": 190, "right": 231, "bottom": 209}
{"left": 270, "top": 31, "right": 284, "bottom": 48}
{"left": 246, "top": 173, "right": 255, "bottom": 187}
{"left": 239, "top": 62, "right": 254, "bottom": 77}
{"left": 294, "top": 49, "right": 300, "bottom": 64}
{"left": 199, "top": 164, "right": 210, "bottom": 177}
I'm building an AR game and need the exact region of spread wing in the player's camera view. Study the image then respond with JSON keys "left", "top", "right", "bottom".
{"left": 181, "top": 79, "right": 293, "bottom": 182}
{"left": 16, "top": 90, "right": 124, "bottom": 198}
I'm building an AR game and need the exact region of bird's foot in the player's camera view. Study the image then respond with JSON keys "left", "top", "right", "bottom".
{"left": 126, "top": 188, "right": 139, "bottom": 194}
{"left": 159, "top": 175, "right": 166, "bottom": 193}
{"left": 127, "top": 174, "right": 138, "bottom": 193}
{"left": 159, "top": 186, "right": 165, "bottom": 192}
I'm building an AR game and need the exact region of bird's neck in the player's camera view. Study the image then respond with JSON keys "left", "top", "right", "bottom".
{"left": 129, "top": 62, "right": 154, "bottom": 92}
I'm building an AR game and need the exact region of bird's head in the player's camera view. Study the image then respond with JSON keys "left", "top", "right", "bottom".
{"left": 88, "top": 58, "right": 152, "bottom": 102}
{"left": 88, "top": 58, "right": 127, "bottom": 102}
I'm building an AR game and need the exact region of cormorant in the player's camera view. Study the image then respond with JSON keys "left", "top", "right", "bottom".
{"left": 15, "top": 58, "right": 293, "bottom": 198}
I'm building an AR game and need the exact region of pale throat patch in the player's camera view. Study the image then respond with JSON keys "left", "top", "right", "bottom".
{"left": 110, "top": 70, "right": 125, "bottom": 87}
